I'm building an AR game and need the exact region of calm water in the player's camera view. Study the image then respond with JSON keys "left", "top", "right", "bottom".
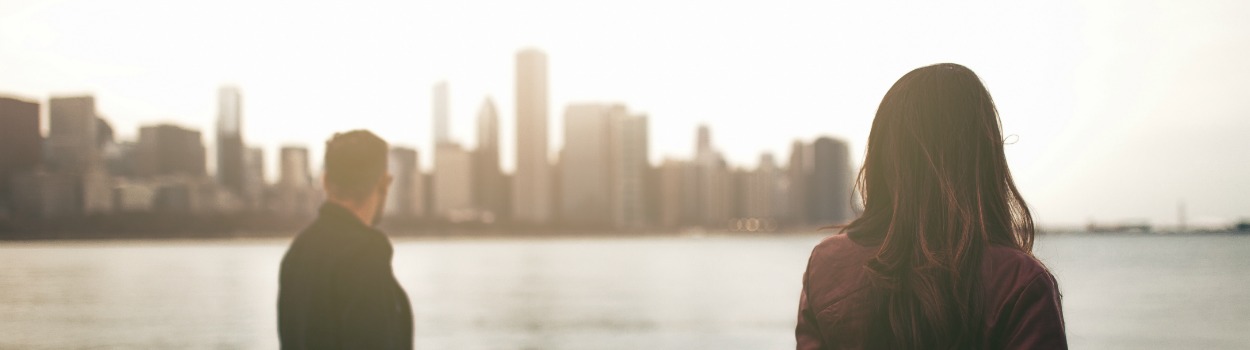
{"left": 1, "top": 233, "right": 1248, "bottom": 349}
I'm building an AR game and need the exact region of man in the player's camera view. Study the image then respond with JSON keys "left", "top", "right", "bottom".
{"left": 278, "top": 130, "right": 413, "bottom": 349}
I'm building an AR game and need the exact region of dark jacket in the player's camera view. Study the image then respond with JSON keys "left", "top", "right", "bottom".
{"left": 796, "top": 234, "right": 1066, "bottom": 349}
{"left": 279, "top": 203, "right": 413, "bottom": 350}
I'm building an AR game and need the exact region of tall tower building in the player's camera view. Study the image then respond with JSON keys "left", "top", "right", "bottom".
{"left": 473, "top": 98, "right": 506, "bottom": 221}
{"left": 513, "top": 48, "right": 551, "bottom": 223}
{"left": 216, "top": 86, "right": 245, "bottom": 197}
{"left": 432, "top": 81, "right": 450, "bottom": 145}
{"left": 216, "top": 86, "right": 245, "bottom": 196}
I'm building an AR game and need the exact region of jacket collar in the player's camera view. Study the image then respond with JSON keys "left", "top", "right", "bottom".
{"left": 318, "top": 202, "right": 373, "bottom": 231}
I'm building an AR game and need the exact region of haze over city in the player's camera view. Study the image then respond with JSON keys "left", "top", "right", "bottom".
{"left": 2, "top": 0, "right": 1248, "bottom": 227}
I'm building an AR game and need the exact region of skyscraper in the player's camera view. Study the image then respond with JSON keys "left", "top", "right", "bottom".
{"left": 432, "top": 81, "right": 450, "bottom": 145}
{"left": 513, "top": 48, "right": 552, "bottom": 223}
{"left": 559, "top": 104, "right": 649, "bottom": 229}
{"left": 658, "top": 159, "right": 688, "bottom": 229}
{"left": 46, "top": 96, "right": 99, "bottom": 173}
{"left": 242, "top": 147, "right": 265, "bottom": 209}
{"left": 434, "top": 143, "right": 473, "bottom": 220}
{"left": 0, "top": 96, "right": 41, "bottom": 214}
{"left": 473, "top": 98, "right": 506, "bottom": 221}
{"left": 787, "top": 140, "right": 811, "bottom": 227}
{"left": 279, "top": 147, "right": 311, "bottom": 189}
{"left": 216, "top": 86, "right": 245, "bottom": 196}
{"left": 386, "top": 147, "right": 422, "bottom": 218}
{"left": 559, "top": 104, "right": 616, "bottom": 226}
{"left": 274, "top": 146, "right": 317, "bottom": 217}
{"left": 694, "top": 125, "right": 730, "bottom": 228}
{"left": 747, "top": 153, "right": 784, "bottom": 223}
{"left": 136, "top": 124, "right": 207, "bottom": 178}
{"left": 810, "top": 137, "right": 854, "bottom": 225}
{"left": 610, "top": 112, "right": 648, "bottom": 229}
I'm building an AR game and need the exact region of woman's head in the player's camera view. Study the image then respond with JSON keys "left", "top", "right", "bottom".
{"left": 846, "top": 63, "right": 1035, "bottom": 348}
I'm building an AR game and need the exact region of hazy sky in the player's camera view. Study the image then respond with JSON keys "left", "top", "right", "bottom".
{"left": 1, "top": 0, "right": 1247, "bottom": 227}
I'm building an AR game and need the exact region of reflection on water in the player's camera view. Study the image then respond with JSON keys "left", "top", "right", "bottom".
{"left": 0, "top": 234, "right": 1248, "bottom": 349}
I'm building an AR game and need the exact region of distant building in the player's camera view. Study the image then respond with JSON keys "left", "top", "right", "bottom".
{"left": 657, "top": 159, "right": 688, "bottom": 229}
{"left": 0, "top": 96, "right": 41, "bottom": 215}
{"left": 513, "top": 48, "right": 552, "bottom": 223}
{"left": 695, "top": 126, "right": 731, "bottom": 228}
{"left": 559, "top": 104, "right": 616, "bottom": 226}
{"left": 278, "top": 147, "right": 312, "bottom": 189}
{"left": 9, "top": 171, "right": 77, "bottom": 219}
{"left": 271, "top": 146, "right": 318, "bottom": 217}
{"left": 787, "top": 140, "right": 811, "bottom": 227}
{"left": 810, "top": 137, "right": 854, "bottom": 225}
{"left": 729, "top": 167, "right": 751, "bottom": 226}
{"left": 473, "top": 98, "right": 507, "bottom": 222}
{"left": 242, "top": 147, "right": 265, "bottom": 209}
{"left": 136, "top": 124, "right": 207, "bottom": 178}
{"left": 149, "top": 177, "right": 239, "bottom": 215}
{"left": 434, "top": 143, "right": 473, "bottom": 221}
{"left": 45, "top": 96, "right": 99, "bottom": 173}
{"left": 386, "top": 147, "right": 423, "bottom": 218}
{"left": 82, "top": 168, "right": 112, "bottom": 215}
{"left": 432, "top": 81, "right": 451, "bottom": 145}
{"left": 104, "top": 141, "right": 138, "bottom": 178}
{"left": 610, "top": 112, "right": 649, "bottom": 229}
{"left": 216, "top": 86, "right": 246, "bottom": 198}
{"left": 746, "top": 153, "right": 785, "bottom": 226}
{"left": 558, "top": 104, "right": 650, "bottom": 229}
{"left": 111, "top": 180, "right": 157, "bottom": 213}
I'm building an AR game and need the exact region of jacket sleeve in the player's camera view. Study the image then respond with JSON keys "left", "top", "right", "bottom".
{"left": 1000, "top": 272, "right": 1068, "bottom": 349}
{"left": 338, "top": 247, "right": 406, "bottom": 349}
{"left": 796, "top": 252, "right": 825, "bottom": 350}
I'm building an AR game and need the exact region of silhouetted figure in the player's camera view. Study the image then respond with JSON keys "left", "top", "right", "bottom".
{"left": 279, "top": 130, "right": 411, "bottom": 349}
{"left": 796, "top": 64, "right": 1066, "bottom": 349}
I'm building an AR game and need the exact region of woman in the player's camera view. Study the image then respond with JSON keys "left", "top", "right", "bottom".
{"left": 795, "top": 64, "right": 1066, "bottom": 349}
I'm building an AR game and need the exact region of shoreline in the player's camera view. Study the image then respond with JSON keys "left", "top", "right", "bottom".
{"left": 1, "top": 227, "right": 1244, "bottom": 243}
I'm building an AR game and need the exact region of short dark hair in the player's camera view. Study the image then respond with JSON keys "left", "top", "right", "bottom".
{"left": 323, "top": 130, "right": 388, "bottom": 201}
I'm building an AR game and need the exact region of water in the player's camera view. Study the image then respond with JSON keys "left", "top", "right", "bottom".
{"left": 0, "top": 233, "right": 1247, "bottom": 349}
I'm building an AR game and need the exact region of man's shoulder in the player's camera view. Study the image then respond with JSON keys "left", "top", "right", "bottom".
{"left": 293, "top": 219, "right": 392, "bottom": 259}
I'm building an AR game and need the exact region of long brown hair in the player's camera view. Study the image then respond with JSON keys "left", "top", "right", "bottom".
{"left": 844, "top": 63, "right": 1035, "bottom": 349}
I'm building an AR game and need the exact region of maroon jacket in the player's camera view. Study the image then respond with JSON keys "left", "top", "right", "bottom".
{"left": 796, "top": 234, "right": 1066, "bottom": 349}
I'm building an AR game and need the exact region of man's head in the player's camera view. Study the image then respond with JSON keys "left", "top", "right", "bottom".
{"left": 323, "top": 130, "right": 392, "bottom": 226}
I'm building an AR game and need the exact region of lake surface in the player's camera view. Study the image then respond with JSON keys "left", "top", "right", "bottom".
{"left": 1, "top": 233, "right": 1248, "bottom": 349}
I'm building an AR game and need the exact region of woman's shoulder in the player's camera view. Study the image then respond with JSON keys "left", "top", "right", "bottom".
{"left": 811, "top": 233, "right": 875, "bottom": 258}
{"left": 982, "top": 244, "right": 1059, "bottom": 306}
{"left": 806, "top": 233, "right": 878, "bottom": 277}
{"left": 984, "top": 244, "right": 1052, "bottom": 280}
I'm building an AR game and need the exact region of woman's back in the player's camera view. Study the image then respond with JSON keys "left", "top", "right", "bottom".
{"left": 796, "top": 234, "right": 1064, "bottom": 349}
{"left": 794, "top": 63, "right": 1066, "bottom": 349}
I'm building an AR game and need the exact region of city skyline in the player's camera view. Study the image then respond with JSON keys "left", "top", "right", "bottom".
{"left": 0, "top": 80, "right": 860, "bottom": 232}
{"left": 1, "top": 0, "right": 1249, "bottom": 226}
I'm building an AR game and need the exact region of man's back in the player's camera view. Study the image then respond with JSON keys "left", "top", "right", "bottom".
{"left": 278, "top": 203, "right": 413, "bottom": 350}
